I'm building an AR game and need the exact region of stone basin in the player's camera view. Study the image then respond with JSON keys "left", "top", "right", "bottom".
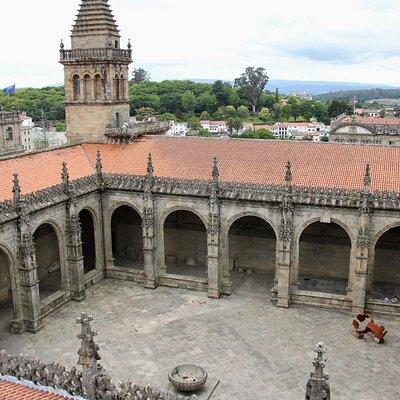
{"left": 168, "top": 364, "right": 208, "bottom": 392}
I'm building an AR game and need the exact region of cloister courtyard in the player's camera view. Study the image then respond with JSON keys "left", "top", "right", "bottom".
{"left": 0, "top": 277, "right": 399, "bottom": 400}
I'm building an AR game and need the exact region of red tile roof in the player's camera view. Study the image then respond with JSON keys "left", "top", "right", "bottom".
{"left": 0, "top": 379, "right": 69, "bottom": 399}
{"left": 1, "top": 136, "right": 400, "bottom": 202}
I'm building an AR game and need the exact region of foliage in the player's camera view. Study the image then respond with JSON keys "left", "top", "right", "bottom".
{"left": 131, "top": 68, "right": 151, "bottom": 84}
{"left": 227, "top": 118, "right": 243, "bottom": 134}
{"left": 315, "top": 88, "right": 400, "bottom": 102}
{"left": 234, "top": 67, "right": 269, "bottom": 113}
{"left": 187, "top": 116, "right": 201, "bottom": 130}
{"left": 181, "top": 91, "right": 197, "bottom": 113}
{"left": 54, "top": 121, "right": 66, "bottom": 132}
{"left": 258, "top": 107, "right": 270, "bottom": 121}
{"left": 198, "top": 128, "right": 212, "bottom": 137}
{"left": 135, "top": 107, "right": 155, "bottom": 121}
{"left": 327, "top": 99, "right": 353, "bottom": 119}
{"left": 231, "top": 128, "right": 275, "bottom": 139}
{"left": 0, "top": 87, "right": 65, "bottom": 121}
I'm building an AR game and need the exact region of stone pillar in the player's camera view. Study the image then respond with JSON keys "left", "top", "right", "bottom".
{"left": 142, "top": 154, "right": 158, "bottom": 289}
{"left": 276, "top": 162, "right": 294, "bottom": 309}
{"left": 13, "top": 173, "right": 42, "bottom": 333}
{"left": 67, "top": 214, "right": 86, "bottom": 302}
{"left": 207, "top": 157, "right": 222, "bottom": 299}
{"left": 351, "top": 163, "right": 372, "bottom": 316}
{"left": 18, "top": 231, "right": 42, "bottom": 333}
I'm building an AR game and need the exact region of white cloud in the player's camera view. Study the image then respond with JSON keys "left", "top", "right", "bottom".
{"left": 1, "top": 0, "right": 400, "bottom": 88}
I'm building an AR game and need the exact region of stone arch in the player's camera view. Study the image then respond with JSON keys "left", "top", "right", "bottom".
{"left": 160, "top": 206, "right": 208, "bottom": 229}
{"left": 224, "top": 211, "right": 279, "bottom": 238}
{"left": 110, "top": 204, "right": 144, "bottom": 270}
{"left": 0, "top": 243, "right": 20, "bottom": 331}
{"left": 370, "top": 222, "right": 400, "bottom": 300}
{"left": 83, "top": 74, "right": 91, "bottom": 101}
{"left": 78, "top": 208, "right": 97, "bottom": 274}
{"left": 162, "top": 209, "right": 208, "bottom": 278}
{"left": 225, "top": 213, "right": 278, "bottom": 295}
{"left": 294, "top": 217, "right": 353, "bottom": 295}
{"left": 72, "top": 74, "right": 80, "bottom": 101}
{"left": 114, "top": 74, "right": 120, "bottom": 100}
{"left": 94, "top": 74, "right": 103, "bottom": 100}
{"left": 32, "top": 220, "right": 67, "bottom": 299}
{"left": 120, "top": 73, "right": 125, "bottom": 99}
{"left": 5, "top": 127, "right": 13, "bottom": 141}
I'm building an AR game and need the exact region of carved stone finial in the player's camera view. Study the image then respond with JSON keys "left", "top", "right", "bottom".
{"left": 147, "top": 153, "right": 154, "bottom": 178}
{"left": 60, "top": 39, "right": 64, "bottom": 50}
{"left": 127, "top": 38, "right": 132, "bottom": 49}
{"left": 96, "top": 151, "right": 103, "bottom": 175}
{"left": 285, "top": 161, "right": 292, "bottom": 184}
{"left": 12, "top": 173, "right": 21, "bottom": 206}
{"left": 212, "top": 156, "right": 219, "bottom": 182}
{"left": 364, "top": 162, "right": 371, "bottom": 188}
{"left": 76, "top": 312, "right": 100, "bottom": 366}
{"left": 305, "top": 342, "right": 330, "bottom": 400}
{"left": 61, "top": 162, "right": 69, "bottom": 186}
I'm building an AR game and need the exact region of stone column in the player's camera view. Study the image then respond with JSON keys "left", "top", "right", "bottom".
{"left": 351, "top": 163, "right": 372, "bottom": 316}
{"left": 13, "top": 173, "right": 42, "bottom": 333}
{"left": 142, "top": 154, "right": 158, "bottom": 289}
{"left": 276, "top": 162, "right": 294, "bottom": 309}
{"left": 207, "top": 157, "right": 222, "bottom": 299}
{"left": 18, "top": 231, "right": 42, "bottom": 333}
{"left": 67, "top": 214, "right": 86, "bottom": 302}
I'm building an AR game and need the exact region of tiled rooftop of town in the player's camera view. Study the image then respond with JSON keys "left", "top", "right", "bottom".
{"left": 1, "top": 136, "right": 400, "bottom": 201}
{"left": 0, "top": 379, "right": 70, "bottom": 400}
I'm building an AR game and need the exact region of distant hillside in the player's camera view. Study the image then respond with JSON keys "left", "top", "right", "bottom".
{"left": 315, "top": 88, "right": 400, "bottom": 102}
{"left": 190, "top": 78, "right": 394, "bottom": 96}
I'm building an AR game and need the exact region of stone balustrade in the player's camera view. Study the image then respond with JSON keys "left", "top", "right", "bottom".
{"left": 60, "top": 48, "right": 132, "bottom": 63}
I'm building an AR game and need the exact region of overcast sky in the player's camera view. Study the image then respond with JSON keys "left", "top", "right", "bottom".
{"left": 1, "top": 0, "right": 400, "bottom": 88}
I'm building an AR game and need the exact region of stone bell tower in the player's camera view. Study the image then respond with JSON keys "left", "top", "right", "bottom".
{"left": 60, "top": 0, "right": 132, "bottom": 144}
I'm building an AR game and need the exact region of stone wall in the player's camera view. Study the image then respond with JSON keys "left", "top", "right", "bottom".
{"left": 0, "top": 250, "right": 11, "bottom": 303}
{"left": 34, "top": 225, "right": 60, "bottom": 280}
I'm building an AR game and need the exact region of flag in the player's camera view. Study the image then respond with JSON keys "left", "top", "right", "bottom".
{"left": 2, "top": 84, "right": 16, "bottom": 96}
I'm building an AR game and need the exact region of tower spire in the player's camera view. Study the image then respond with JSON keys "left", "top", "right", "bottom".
{"left": 72, "top": 0, "right": 120, "bottom": 49}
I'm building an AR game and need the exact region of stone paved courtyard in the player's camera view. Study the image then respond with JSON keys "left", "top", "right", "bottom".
{"left": 1, "top": 278, "right": 399, "bottom": 400}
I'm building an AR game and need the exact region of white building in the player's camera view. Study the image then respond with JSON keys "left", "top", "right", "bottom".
{"left": 272, "top": 122, "right": 327, "bottom": 140}
{"left": 20, "top": 112, "right": 34, "bottom": 151}
{"left": 200, "top": 120, "right": 228, "bottom": 135}
{"left": 166, "top": 121, "right": 188, "bottom": 137}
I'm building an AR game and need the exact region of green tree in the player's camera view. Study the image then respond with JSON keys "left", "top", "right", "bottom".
{"left": 197, "top": 92, "right": 218, "bottom": 113}
{"left": 181, "top": 91, "right": 197, "bottom": 113}
{"left": 234, "top": 67, "right": 269, "bottom": 113}
{"left": 158, "top": 112, "right": 176, "bottom": 121}
{"left": 131, "top": 68, "right": 151, "bottom": 84}
{"left": 224, "top": 105, "right": 237, "bottom": 118}
{"left": 198, "top": 129, "right": 212, "bottom": 137}
{"left": 200, "top": 111, "right": 211, "bottom": 120}
{"left": 54, "top": 121, "right": 66, "bottom": 132}
{"left": 258, "top": 108, "right": 270, "bottom": 121}
{"left": 237, "top": 105, "right": 250, "bottom": 119}
{"left": 212, "top": 80, "right": 232, "bottom": 105}
{"left": 135, "top": 107, "right": 155, "bottom": 121}
{"left": 187, "top": 116, "right": 201, "bottom": 130}
{"left": 227, "top": 118, "right": 243, "bottom": 134}
{"left": 327, "top": 99, "right": 353, "bottom": 119}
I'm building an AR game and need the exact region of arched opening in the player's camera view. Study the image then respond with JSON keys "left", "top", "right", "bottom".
{"left": 298, "top": 222, "right": 351, "bottom": 295}
{"left": 228, "top": 216, "right": 276, "bottom": 295}
{"left": 373, "top": 226, "right": 400, "bottom": 300}
{"left": 111, "top": 206, "right": 144, "bottom": 270}
{"left": 33, "top": 224, "right": 62, "bottom": 299}
{"left": 120, "top": 74, "right": 125, "bottom": 100}
{"left": 0, "top": 248, "right": 13, "bottom": 332}
{"left": 5, "top": 127, "right": 13, "bottom": 141}
{"left": 72, "top": 75, "right": 80, "bottom": 101}
{"left": 83, "top": 74, "right": 91, "bottom": 101}
{"left": 164, "top": 210, "right": 207, "bottom": 278}
{"left": 94, "top": 74, "right": 103, "bottom": 100}
{"left": 79, "top": 209, "right": 96, "bottom": 274}
{"left": 114, "top": 74, "right": 120, "bottom": 100}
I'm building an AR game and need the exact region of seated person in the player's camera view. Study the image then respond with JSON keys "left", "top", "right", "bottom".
{"left": 352, "top": 313, "right": 387, "bottom": 344}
